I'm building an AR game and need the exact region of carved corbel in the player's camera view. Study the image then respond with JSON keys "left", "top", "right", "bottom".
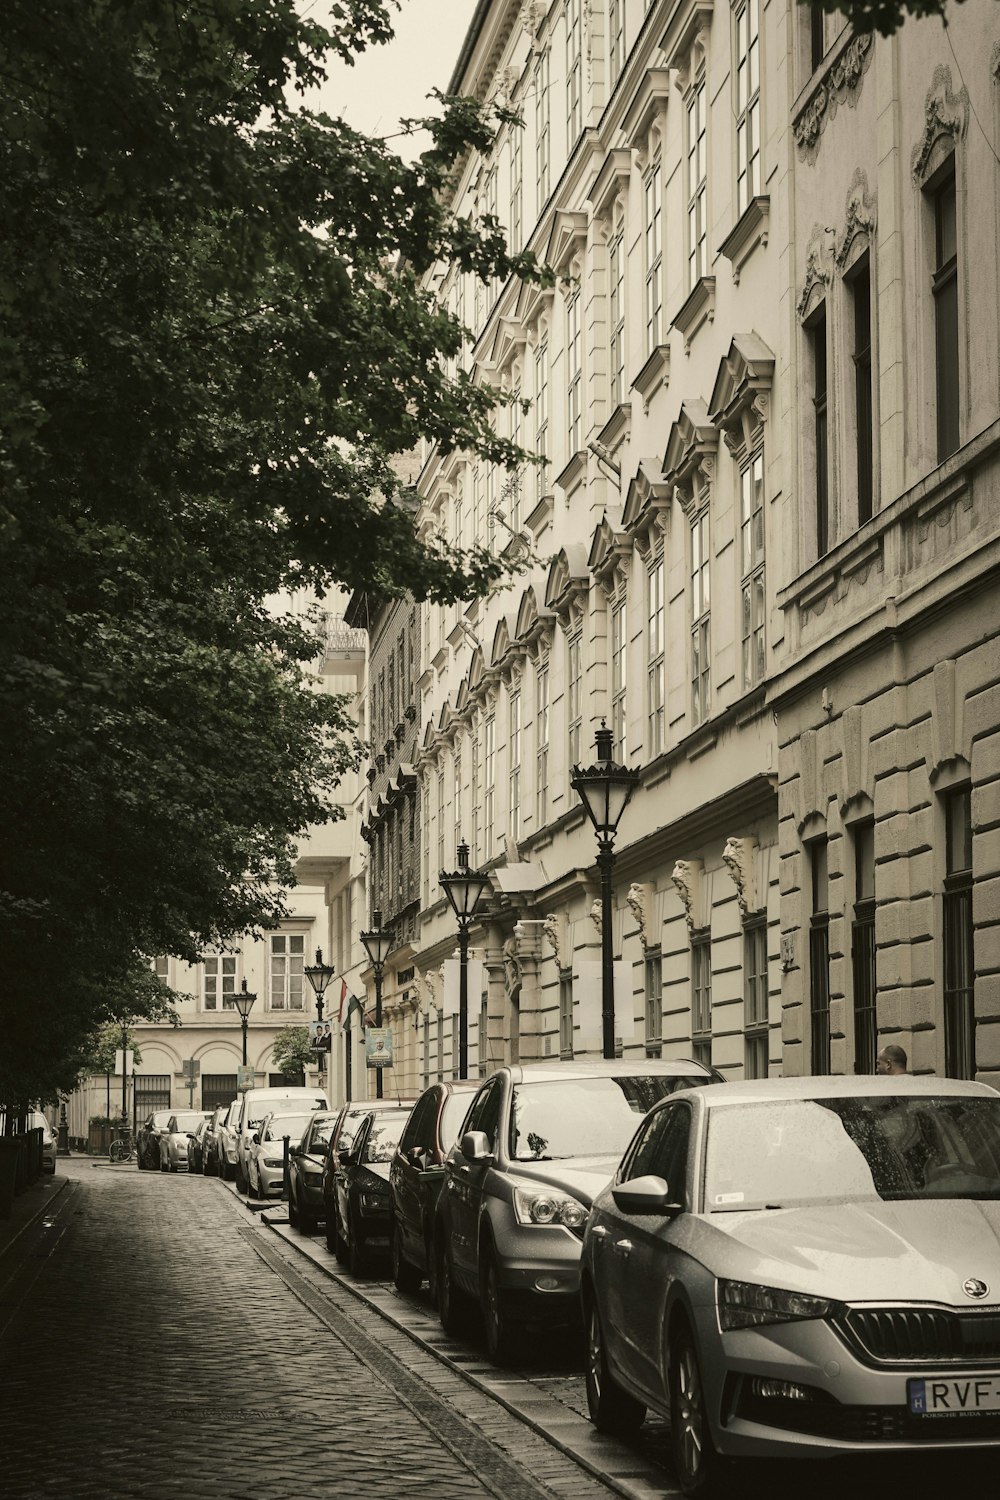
{"left": 502, "top": 937, "right": 523, "bottom": 999}
{"left": 721, "top": 838, "right": 757, "bottom": 919}
{"left": 542, "top": 912, "right": 569, "bottom": 970}
{"left": 589, "top": 899, "right": 603, "bottom": 938}
{"left": 671, "top": 859, "right": 704, "bottom": 936}
{"left": 626, "top": 882, "right": 655, "bottom": 950}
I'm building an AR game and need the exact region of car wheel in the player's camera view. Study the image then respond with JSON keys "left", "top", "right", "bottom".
{"left": 481, "top": 1249, "right": 519, "bottom": 1366}
{"left": 235, "top": 1162, "right": 248, "bottom": 1195}
{"left": 160, "top": 1156, "right": 169, "bottom": 1173}
{"left": 585, "top": 1296, "right": 646, "bottom": 1435}
{"left": 391, "top": 1222, "right": 421, "bottom": 1294}
{"left": 334, "top": 1204, "right": 348, "bottom": 1264}
{"left": 426, "top": 1230, "right": 439, "bottom": 1306}
{"left": 170, "top": 1161, "right": 179, "bottom": 1173}
{"left": 347, "top": 1211, "right": 368, "bottom": 1277}
{"left": 300, "top": 1204, "right": 316, "bottom": 1236}
{"left": 669, "top": 1321, "right": 728, "bottom": 1498}
{"left": 437, "top": 1242, "right": 470, "bottom": 1336}
{"left": 137, "top": 1153, "right": 146, "bottom": 1171}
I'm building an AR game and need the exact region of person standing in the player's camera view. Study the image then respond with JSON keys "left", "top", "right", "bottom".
{"left": 876, "top": 1044, "right": 908, "bottom": 1076}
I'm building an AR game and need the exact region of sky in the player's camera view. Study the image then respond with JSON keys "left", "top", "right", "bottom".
{"left": 302, "top": 0, "right": 480, "bottom": 157}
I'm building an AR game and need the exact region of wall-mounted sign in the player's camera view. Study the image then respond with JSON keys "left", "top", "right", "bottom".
{"left": 365, "top": 1027, "right": 393, "bottom": 1070}
{"left": 309, "top": 1019, "right": 332, "bottom": 1051}
{"left": 237, "top": 1065, "right": 255, "bottom": 1092}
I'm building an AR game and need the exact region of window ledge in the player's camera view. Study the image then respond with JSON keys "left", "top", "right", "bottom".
{"left": 719, "top": 196, "right": 770, "bottom": 283}
{"left": 555, "top": 450, "right": 588, "bottom": 495}
{"left": 671, "top": 277, "right": 716, "bottom": 354}
{"left": 630, "top": 345, "right": 670, "bottom": 413}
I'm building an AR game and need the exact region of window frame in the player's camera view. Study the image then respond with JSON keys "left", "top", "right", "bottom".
{"left": 691, "top": 507, "right": 711, "bottom": 727}
{"left": 645, "top": 948, "right": 663, "bottom": 1057}
{"left": 942, "top": 784, "right": 974, "bottom": 1079}
{"left": 733, "top": 0, "right": 761, "bottom": 218}
{"left": 647, "top": 551, "right": 665, "bottom": 756}
{"left": 809, "top": 838, "right": 831, "bottom": 1075}
{"left": 686, "top": 69, "right": 708, "bottom": 289}
{"left": 643, "top": 156, "right": 663, "bottom": 356}
{"left": 691, "top": 928, "right": 713, "bottom": 1069}
{"left": 743, "top": 918, "right": 769, "bottom": 1078}
{"left": 269, "top": 932, "right": 306, "bottom": 1012}
{"left": 739, "top": 449, "right": 765, "bottom": 691}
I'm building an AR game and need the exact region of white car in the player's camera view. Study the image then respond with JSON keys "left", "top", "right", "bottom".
{"left": 158, "top": 1110, "right": 212, "bottom": 1172}
{"left": 247, "top": 1109, "right": 317, "bottom": 1200}
{"left": 216, "top": 1098, "right": 243, "bottom": 1181}
{"left": 232, "top": 1086, "right": 327, "bottom": 1195}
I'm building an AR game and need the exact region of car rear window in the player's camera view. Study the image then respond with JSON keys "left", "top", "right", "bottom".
{"left": 508, "top": 1076, "right": 694, "bottom": 1161}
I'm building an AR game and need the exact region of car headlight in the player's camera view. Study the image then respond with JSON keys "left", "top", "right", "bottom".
{"left": 718, "top": 1279, "right": 833, "bottom": 1331}
{"left": 359, "top": 1191, "right": 388, "bottom": 1212}
{"left": 263, "top": 1158, "right": 283, "bottom": 1168}
{"left": 512, "top": 1186, "right": 588, "bottom": 1231}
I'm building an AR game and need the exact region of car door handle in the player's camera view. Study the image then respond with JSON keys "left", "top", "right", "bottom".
{"left": 590, "top": 1225, "right": 608, "bottom": 1238}
{"left": 613, "top": 1239, "right": 633, "bottom": 1257}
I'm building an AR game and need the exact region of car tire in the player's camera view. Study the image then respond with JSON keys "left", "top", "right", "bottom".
{"left": 437, "top": 1242, "right": 471, "bottom": 1337}
{"left": 160, "top": 1156, "right": 169, "bottom": 1173}
{"left": 585, "top": 1296, "right": 646, "bottom": 1435}
{"left": 235, "top": 1162, "right": 248, "bottom": 1195}
{"left": 288, "top": 1188, "right": 300, "bottom": 1228}
{"left": 426, "top": 1229, "right": 439, "bottom": 1306}
{"left": 300, "top": 1205, "right": 316, "bottom": 1236}
{"left": 391, "top": 1222, "right": 421, "bottom": 1294}
{"left": 334, "top": 1204, "right": 348, "bottom": 1263}
{"left": 481, "top": 1248, "right": 519, "bottom": 1366}
{"left": 347, "top": 1211, "right": 368, "bottom": 1277}
{"left": 669, "top": 1321, "right": 728, "bottom": 1498}
{"left": 170, "top": 1161, "right": 179, "bottom": 1173}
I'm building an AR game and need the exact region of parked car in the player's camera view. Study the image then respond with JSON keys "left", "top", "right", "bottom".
{"left": 29, "top": 1110, "right": 57, "bottom": 1174}
{"left": 187, "top": 1117, "right": 211, "bottom": 1175}
{"left": 581, "top": 1075, "right": 1000, "bottom": 1497}
{"left": 247, "top": 1107, "right": 319, "bottom": 1200}
{"left": 159, "top": 1110, "right": 213, "bottom": 1171}
{"left": 389, "top": 1080, "right": 479, "bottom": 1294}
{"left": 216, "top": 1097, "right": 244, "bottom": 1181}
{"left": 434, "top": 1058, "right": 721, "bottom": 1365}
{"left": 200, "top": 1103, "right": 229, "bottom": 1176}
{"left": 288, "top": 1112, "right": 337, "bottom": 1234}
{"left": 233, "top": 1086, "right": 328, "bottom": 1195}
{"left": 137, "top": 1110, "right": 173, "bottom": 1171}
{"left": 323, "top": 1098, "right": 416, "bottom": 1275}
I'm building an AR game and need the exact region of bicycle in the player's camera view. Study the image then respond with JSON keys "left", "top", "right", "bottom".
{"left": 109, "top": 1131, "right": 135, "bottom": 1163}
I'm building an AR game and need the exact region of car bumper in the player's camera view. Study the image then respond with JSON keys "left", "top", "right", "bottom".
{"left": 297, "top": 1175, "right": 325, "bottom": 1211}
{"left": 696, "top": 1307, "right": 1000, "bottom": 1459}
{"left": 488, "top": 1219, "right": 583, "bottom": 1323}
{"left": 258, "top": 1162, "right": 287, "bottom": 1196}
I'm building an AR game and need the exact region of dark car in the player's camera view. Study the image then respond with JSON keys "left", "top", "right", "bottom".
{"left": 136, "top": 1110, "right": 173, "bottom": 1171}
{"left": 187, "top": 1117, "right": 211, "bottom": 1175}
{"left": 288, "top": 1111, "right": 337, "bottom": 1234}
{"left": 434, "top": 1058, "right": 721, "bottom": 1365}
{"left": 389, "top": 1080, "right": 479, "bottom": 1294}
{"left": 200, "top": 1103, "right": 230, "bottom": 1176}
{"left": 322, "top": 1098, "right": 415, "bottom": 1276}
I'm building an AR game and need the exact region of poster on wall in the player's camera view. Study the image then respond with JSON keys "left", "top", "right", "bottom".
{"left": 365, "top": 1027, "right": 393, "bottom": 1070}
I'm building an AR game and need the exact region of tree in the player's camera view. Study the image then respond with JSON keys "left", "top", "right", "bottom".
{"left": 270, "top": 1026, "right": 315, "bottom": 1083}
{"left": 807, "top": 0, "right": 964, "bottom": 37}
{"left": 0, "top": 1, "right": 548, "bottom": 1101}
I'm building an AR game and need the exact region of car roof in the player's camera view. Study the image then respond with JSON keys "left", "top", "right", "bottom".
{"left": 496, "top": 1058, "right": 714, "bottom": 1085}
{"left": 337, "top": 1098, "right": 417, "bottom": 1113}
{"left": 694, "top": 1075, "right": 1000, "bottom": 1108}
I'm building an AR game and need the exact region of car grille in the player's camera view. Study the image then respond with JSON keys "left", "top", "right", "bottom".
{"left": 841, "top": 1306, "right": 1000, "bottom": 1365}
{"left": 736, "top": 1389, "right": 1000, "bottom": 1443}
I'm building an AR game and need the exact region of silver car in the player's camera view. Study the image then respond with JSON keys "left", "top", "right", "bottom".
{"left": 158, "top": 1110, "right": 212, "bottom": 1171}
{"left": 434, "top": 1058, "right": 720, "bottom": 1365}
{"left": 581, "top": 1075, "right": 1000, "bottom": 1496}
{"left": 247, "top": 1109, "right": 317, "bottom": 1200}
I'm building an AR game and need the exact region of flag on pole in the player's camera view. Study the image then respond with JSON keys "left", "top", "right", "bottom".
{"left": 337, "top": 978, "right": 348, "bottom": 1023}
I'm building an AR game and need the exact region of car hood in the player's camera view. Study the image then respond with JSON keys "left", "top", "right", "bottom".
{"left": 507, "top": 1154, "right": 619, "bottom": 1206}
{"left": 682, "top": 1199, "right": 1000, "bottom": 1303}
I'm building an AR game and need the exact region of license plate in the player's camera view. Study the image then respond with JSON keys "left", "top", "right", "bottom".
{"left": 908, "top": 1375, "right": 1000, "bottom": 1415}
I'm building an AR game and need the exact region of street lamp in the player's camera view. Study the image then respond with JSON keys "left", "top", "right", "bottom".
{"left": 571, "top": 722, "right": 640, "bottom": 1059}
{"left": 232, "top": 978, "right": 256, "bottom": 1067}
{"left": 360, "top": 910, "right": 392, "bottom": 1100}
{"left": 303, "top": 947, "right": 336, "bottom": 1077}
{"left": 439, "top": 842, "right": 492, "bottom": 1079}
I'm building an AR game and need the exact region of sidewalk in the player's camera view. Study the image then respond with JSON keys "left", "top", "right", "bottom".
{"left": 0, "top": 1159, "right": 598, "bottom": 1500}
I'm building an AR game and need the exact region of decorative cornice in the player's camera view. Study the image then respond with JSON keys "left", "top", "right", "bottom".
{"left": 662, "top": 400, "right": 718, "bottom": 518}
{"left": 660, "top": 0, "right": 713, "bottom": 87}
{"left": 622, "top": 460, "right": 672, "bottom": 547}
{"left": 708, "top": 333, "right": 775, "bottom": 460}
{"left": 835, "top": 168, "right": 876, "bottom": 273}
{"left": 589, "top": 147, "right": 633, "bottom": 223}
{"left": 631, "top": 344, "right": 670, "bottom": 413}
{"left": 797, "top": 225, "right": 833, "bottom": 323}
{"left": 621, "top": 67, "right": 672, "bottom": 163}
{"left": 911, "top": 64, "right": 970, "bottom": 184}
{"left": 718, "top": 195, "right": 769, "bottom": 284}
{"left": 544, "top": 543, "right": 591, "bottom": 623}
{"left": 588, "top": 512, "right": 631, "bottom": 594}
{"left": 793, "top": 30, "right": 874, "bottom": 160}
{"left": 671, "top": 276, "right": 716, "bottom": 355}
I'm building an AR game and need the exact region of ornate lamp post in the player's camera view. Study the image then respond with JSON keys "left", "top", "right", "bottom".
{"left": 232, "top": 979, "right": 256, "bottom": 1068}
{"left": 303, "top": 947, "right": 336, "bottom": 1077}
{"left": 360, "top": 910, "right": 392, "bottom": 1100}
{"left": 439, "top": 843, "right": 492, "bottom": 1079}
{"left": 571, "top": 723, "right": 640, "bottom": 1059}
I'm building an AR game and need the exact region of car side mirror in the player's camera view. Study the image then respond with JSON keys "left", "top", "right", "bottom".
{"left": 611, "top": 1175, "right": 682, "bottom": 1217}
{"left": 407, "top": 1146, "right": 426, "bottom": 1169}
{"left": 251, "top": 1132, "right": 260, "bottom": 1145}
{"left": 460, "top": 1131, "right": 495, "bottom": 1166}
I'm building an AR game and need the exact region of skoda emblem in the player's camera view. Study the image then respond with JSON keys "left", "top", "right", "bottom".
{"left": 963, "top": 1278, "right": 989, "bottom": 1299}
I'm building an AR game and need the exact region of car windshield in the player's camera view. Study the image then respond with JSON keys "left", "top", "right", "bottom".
{"left": 172, "top": 1113, "right": 207, "bottom": 1133}
{"left": 508, "top": 1076, "right": 694, "bottom": 1161}
{"left": 704, "top": 1096, "right": 1000, "bottom": 1212}
{"left": 309, "top": 1118, "right": 335, "bottom": 1150}
{"left": 336, "top": 1109, "right": 371, "bottom": 1156}
{"left": 264, "top": 1115, "right": 311, "bottom": 1142}
{"left": 363, "top": 1114, "right": 409, "bottom": 1163}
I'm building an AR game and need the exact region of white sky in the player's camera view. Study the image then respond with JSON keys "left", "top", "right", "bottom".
{"left": 302, "top": 0, "right": 480, "bottom": 157}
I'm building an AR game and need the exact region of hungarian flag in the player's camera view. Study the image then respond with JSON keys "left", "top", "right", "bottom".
{"left": 337, "top": 978, "right": 348, "bottom": 1023}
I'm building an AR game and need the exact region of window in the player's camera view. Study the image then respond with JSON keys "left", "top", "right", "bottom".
{"left": 508, "top": 386, "right": 522, "bottom": 532}
{"left": 422, "top": 784, "right": 430, "bottom": 904}
{"left": 691, "top": 509, "right": 711, "bottom": 726}
{"left": 644, "top": 159, "right": 663, "bottom": 354}
{"left": 202, "top": 1075, "right": 237, "bottom": 1112}
{"left": 645, "top": 950, "right": 663, "bottom": 1057}
{"left": 609, "top": 214, "right": 626, "bottom": 407}
{"left": 536, "top": 659, "right": 549, "bottom": 828}
{"left": 809, "top": 2, "right": 825, "bottom": 71}
{"left": 534, "top": 337, "right": 549, "bottom": 507}
{"left": 566, "top": 0, "right": 583, "bottom": 142}
{"left": 611, "top": 595, "right": 627, "bottom": 760}
{"left": 483, "top": 716, "right": 495, "bottom": 860}
{"left": 566, "top": 287, "right": 582, "bottom": 453}
{"left": 739, "top": 451, "right": 765, "bottom": 689}
{"left": 625, "top": 1103, "right": 691, "bottom": 1203}
{"left": 609, "top": 0, "right": 626, "bottom": 85}
{"left": 943, "top": 786, "right": 974, "bottom": 1078}
{"left": 480, "top": 991, "right": 489, "bottom": 1077}
{"left": 154, "top": 956, "right": 169, "bottom": 979}
{"left": 930, "top": 165, "right": 959, "bottom": 462}
{"left": 453, "top": 750, "right": 462, "bottom": 857}
{"left": 270, "top": 934, "right": 305, "bottom": 1010}
{"left": 204, "top": 954, "right": 237, "bottom": 1011}
{"left": 734, "top": 0, "right": 761, "bottom": 216}
{"left": 535, "top": 50, "right": 550, "bottom": 206}
{"left": 809, "top": 839, "right": 831, "bottom": 1074}
{"left": 851, "top": 820, "right": 876, "bottom": 1076}
{"left": 510, "top": 122, "right": 523, "bottom": 254}
{"left": 691, "top": 932, "right": 712, "bottom": 1068}
{"left": 559, "top": 970, "right": 574, "bottom": 1059}
{"left": 454, "top": 481, "right": 464, "bottom": 550}
{"left": 509, "top": 691, "right": 521, "bottom": 846}
{"left": 437, "top": 769, "right": 445, "bottom": 874}
{"left": 850, "top": 259, "right": 874, "bottom": 526}
{"left": 135, "top": 1075, "right": 171, "bottom": 1113}
{"left": 810, "top": 305, "right": 830, "bottom": 557}
{"left": 567, "top": 632, "right": 583, "bottom": 768}
{"left": 687, "top": 73, "right": 708, "bottom": 287}
{"left": 471, "top": 733, "right": 480, "bottom": 864}
{"left": 422, "top": 1015, "right": 430, "bottom": 1090}
{"left": 647, "top": 555, "right": 665, "bottom": 755}
{"left": 437, "top": 1013, "right": 444, "bottom": 1080}
{"left": 744, "top": 921, "right": 769, "bottom": 1078}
